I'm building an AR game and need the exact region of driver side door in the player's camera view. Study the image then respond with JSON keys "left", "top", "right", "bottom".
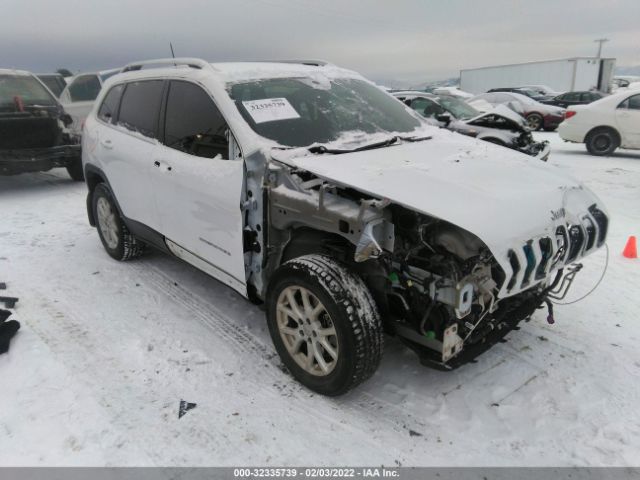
{"left": 151, "top": 80, "right": 247, "bottom": 294}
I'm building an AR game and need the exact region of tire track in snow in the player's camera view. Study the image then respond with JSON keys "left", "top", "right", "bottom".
{"left": 133, "top": 262, "right": 438, "bottom": 442}
{"left": 18, "top": 287, "right": 249, "bottom": 465}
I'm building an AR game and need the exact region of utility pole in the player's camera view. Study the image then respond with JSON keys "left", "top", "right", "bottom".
{"left": 594, "top": 38, "right": 609, "bottom": 58}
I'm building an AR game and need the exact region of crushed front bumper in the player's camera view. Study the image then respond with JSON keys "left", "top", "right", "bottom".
{"left": 0, "top": 144, "right": 81, "bottom": 175}
{"left": 519, "top": 140, "right": 550, "bottom": 162}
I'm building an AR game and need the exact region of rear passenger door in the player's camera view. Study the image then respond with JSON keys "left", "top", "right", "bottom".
{"left": 152, "top": 80, "right": 246, "bottom": 293}
{"left": 100, "top": 79, "right": 164, "bottom": 232}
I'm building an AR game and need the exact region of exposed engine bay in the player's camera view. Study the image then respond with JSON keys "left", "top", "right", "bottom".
{"left": 259, "top": 163, "right": 594, "bottom": 369}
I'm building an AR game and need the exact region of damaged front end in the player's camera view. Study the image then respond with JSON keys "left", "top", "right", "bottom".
{"left": 464, "top": 106, "right": 550, "bottom": 161}
{"left": 0, "top": 75, "right": 80, "bottom": 176}
{"left": 264, "top": 161, "right": 607, "bottom": 370}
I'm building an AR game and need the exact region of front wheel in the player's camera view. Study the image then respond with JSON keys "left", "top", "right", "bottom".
{"left": 266, "top": 254, "right": 383, "bottom": 396}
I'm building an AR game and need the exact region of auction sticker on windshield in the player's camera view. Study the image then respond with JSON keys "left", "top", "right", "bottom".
{"left": 242, "top": 98, "right": 301, "bottom": 124}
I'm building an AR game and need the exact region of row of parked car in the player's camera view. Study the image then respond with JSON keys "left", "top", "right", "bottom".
{"left": 393, "top": 82, "right": 640, "bottom": 157}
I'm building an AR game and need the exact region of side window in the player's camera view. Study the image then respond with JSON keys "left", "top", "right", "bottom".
{"left": 627, "top": 94, "right": 640, "bottom": 110}
{"left": 97, "top": 84, "right": 124, "bottom": 124}
{"left": 563, "top": 92, "right": 580, "bottom": 102}
{"left": 411, "top": 98, "right": 443, "bottom": 118}
{"left": 68, "top": 75, "right": 101, "bottom": 102}
{"left": 163, "top": 81, "right": 230, "bottom": 159}
{"left": 118, "top": 80, "right": 164, "bottom": 138}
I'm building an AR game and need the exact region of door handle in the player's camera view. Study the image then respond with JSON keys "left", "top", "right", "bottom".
{"left": 101, "top": 139, "right": 113, "bottom": 149}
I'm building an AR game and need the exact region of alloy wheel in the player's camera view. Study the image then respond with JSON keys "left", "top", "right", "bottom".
{"left": 275, "top": 286, "right": 339, "bottom": 376}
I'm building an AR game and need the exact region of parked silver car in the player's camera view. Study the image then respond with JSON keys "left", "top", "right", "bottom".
{"left": 393, "top": 91, "right": 550, "bottom": 160}
{"left": 470, "top": 91, "right": 565, "bottom": 131}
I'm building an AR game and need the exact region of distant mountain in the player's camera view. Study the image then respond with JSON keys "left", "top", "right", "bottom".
{"left": 615, "top": 65, "right": 640, "bottom": 76}
{"left": 409, "top": 77, "right": 459, "bottom": 91}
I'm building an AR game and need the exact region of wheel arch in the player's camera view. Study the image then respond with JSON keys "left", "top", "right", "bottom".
{"left": 84, "top": 164, "right": 127, "bottom": 227}
{"left": 85, "top": 164, "right": 109, "bottom": 226}
{"left": 271, "top": 226, "right": 390, "bottom": 326}
{"left": 584, "top": 125, "right": 621, "bottom": 144}
{"left": 280, "top": 227, "right": 354, "bottom": 266}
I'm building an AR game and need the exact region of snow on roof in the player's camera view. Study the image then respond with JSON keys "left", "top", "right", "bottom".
{"left": 211, "top": 61, "right": 363, "bottom": 83}
{"left": 107, "top": 60, "right": 367, "bottom": 89}
{"left": 0, "top": 68, "right": 33, "bottom": 76}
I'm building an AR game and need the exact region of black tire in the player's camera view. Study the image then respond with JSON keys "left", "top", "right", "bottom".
{"left": 92, "top": 183, "right": 143, "bottom": 261}
{"left": 66, "top": 158, "right": 84, "bottom": 181}
{"left": 526, "top": 113, "right": 544, "bottom": 131}
{"left": 585, "top": 128, "right": 619, "bottom": 156}
{"left": 266, "top": 254, "right": 383, "bottom": 396}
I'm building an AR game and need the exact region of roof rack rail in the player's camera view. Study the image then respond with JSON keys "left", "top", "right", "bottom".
{"left": 251, "top": 59, "right": 332, "bottom": 67}
{"left": 122, "top": 58, "right": 211, "bottom": 72}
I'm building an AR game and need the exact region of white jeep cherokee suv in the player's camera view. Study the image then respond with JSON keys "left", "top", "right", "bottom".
{"left": 82, "top": 58, "right": 609, "bottom": 395}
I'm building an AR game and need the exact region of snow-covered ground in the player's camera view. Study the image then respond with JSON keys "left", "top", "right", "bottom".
{"left": 1, "top": 132, "right": 639, "bottom": 466}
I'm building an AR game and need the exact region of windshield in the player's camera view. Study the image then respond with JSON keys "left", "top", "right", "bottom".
{"left": 434, "top": 95, "right": 479, "bottom": 120}
{"left": 0, "top": 74, "right": 57, "bottom": 107}
{"left": 38, "top": 75, "right": 66, "bottom": 97}
{"left": 227, "top": 77, "right": 423, "bottom": 148}
{"left": 511, "top": 92, "right": 538, "bottom": 106}
{"left": 516, "top": 88, "right": 541, "bottom": 98}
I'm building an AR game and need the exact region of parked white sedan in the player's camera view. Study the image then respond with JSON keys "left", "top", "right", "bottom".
{"left": 59, "top": 68, "right": 121, "bottom": 139}
{"left": 559, "top": 90, "right": 640, "bottom": 156}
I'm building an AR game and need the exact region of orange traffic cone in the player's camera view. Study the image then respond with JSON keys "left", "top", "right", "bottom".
{"left": 623, "top": 236, "right": 637, "bottom": 258}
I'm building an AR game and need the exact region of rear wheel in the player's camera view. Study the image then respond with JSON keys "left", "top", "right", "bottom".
{"left": 526, "top": 113, "right": 544, "bottom": 131}
{"left": 92, "top": 183, "right": 143, "bottom": 261}
{"left": 586, "top": 128, "right": 619, "bottom": 156}
{"left": 266, "top": 254, "right": 383, "bottom": 396}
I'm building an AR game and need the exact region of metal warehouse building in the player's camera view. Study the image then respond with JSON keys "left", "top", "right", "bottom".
{"left": 460, "top": 57, "right": 616, "bottom": 94}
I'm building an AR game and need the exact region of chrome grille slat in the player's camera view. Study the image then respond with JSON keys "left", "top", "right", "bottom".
{"left": 499, "top": 206, "right": 608, "bottom": 298}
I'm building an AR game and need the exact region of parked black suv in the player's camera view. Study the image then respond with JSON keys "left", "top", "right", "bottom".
{"left": 486, "top": 87, "right": 549, "bottom": 101}
{"left": 541, "top": 91, "right": 606, "bottom": 108}
{"left": 0, "top": 70, "right": 82, "bottom": 180}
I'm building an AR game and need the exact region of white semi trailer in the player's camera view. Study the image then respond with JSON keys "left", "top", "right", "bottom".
{"left": 460, "top": 57, "right": 616, "bottom": 94}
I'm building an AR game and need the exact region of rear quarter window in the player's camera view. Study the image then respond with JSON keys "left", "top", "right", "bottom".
{"left": 117, "top": 80, "right": 164, "bottom": 138}
{"left": 68, "top": 75, "right": 101, "bottom": 102}
{"left": 97, "top": 84, "right": 124, "bottom": 124}
{"left": 627, "top": 94, "right": 640, "bottom": 110}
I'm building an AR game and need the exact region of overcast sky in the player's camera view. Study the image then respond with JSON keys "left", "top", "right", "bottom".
{"left": 2, "top": 0, "right": 638, "bottom": 86}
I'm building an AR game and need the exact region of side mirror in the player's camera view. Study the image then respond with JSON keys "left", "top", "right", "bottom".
{"left": 436, "top": 113, "right": 452, "bottom": 125}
